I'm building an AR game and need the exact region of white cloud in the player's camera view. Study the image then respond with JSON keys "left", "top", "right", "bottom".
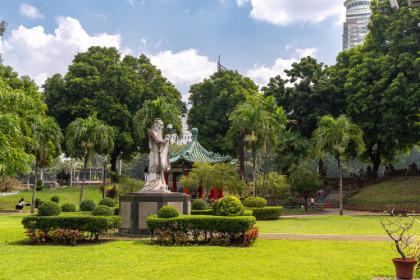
{"left": 240, "top": 0, "right": 344, "bottom": 25}
{"left": 246, "top": 47, "right": 318, "bottom": 86}
{"left": 19, "top": 3, "right": 44, "bottom": 19}
{"left": 0, "top": 17, "right": 121, "bottom": 85}
{"left": 149, "top": 49, "right": 216, "bottom": 89}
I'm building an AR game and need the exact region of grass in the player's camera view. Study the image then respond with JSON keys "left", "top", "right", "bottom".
{"left": 0, "top": 185, "right": 103, "bottom": 212}
{"left": 257, "top": 215, "right": 420, "bottom": 235}
{"left": 0, "top": 214, "right": 409, "bottom": 280}
{"left": 346, "top": 176, "right": 420, "bottom": 212}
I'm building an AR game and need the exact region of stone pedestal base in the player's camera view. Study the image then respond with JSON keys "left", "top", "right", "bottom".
{"left": 118, "top": 192, "right": 191, "bottom": 236}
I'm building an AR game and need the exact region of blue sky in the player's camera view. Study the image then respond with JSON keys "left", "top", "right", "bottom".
{"left": 0, "top": 0, "right": 345, "bottom": 99}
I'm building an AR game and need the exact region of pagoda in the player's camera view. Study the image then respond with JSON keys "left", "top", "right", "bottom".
{"left": 167, "top": 128, "right": 234, "bottom": 197}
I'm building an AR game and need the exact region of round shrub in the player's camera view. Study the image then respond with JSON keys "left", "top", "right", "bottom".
{"left": 243, "top": 197, "right": 267, "bottom": 208}
{"left": 158, "top": 205, "right": 179, "bottom": 218}
{"left": 61, "top": 203, "right": 76, "bottom": 212}
{"left": 80, "top": 200, "right": 96, "bottom": 211}
{"left": 92, "top": 205, "right": 113, "bottom": 216}
{"left": 192, "top": 199, "right": 206, "bottom": 210}
{"left": 38, "top": 201, "right": 61, "bottom": 216}
{"left": 50, "top": 195, "right": 60, "bottom": 203}
{"left": 34, "top": 198, "right": 44, "bottom": 208}
{"left": 216, "top": 196, "right": 244, "bottom": 216}
{"left": 99, "top": 198, "right": 115, "bottom": 207}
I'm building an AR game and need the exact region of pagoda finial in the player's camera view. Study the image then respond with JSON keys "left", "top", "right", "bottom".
{"left": 191, "top": 128, "right": 198, "bottom": 140}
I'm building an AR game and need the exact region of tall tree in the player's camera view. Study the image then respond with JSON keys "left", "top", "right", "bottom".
{"left": 0, "top": 20, "right": 6, "bottom": 37}
{"left": 335, "top": 0, "right": 420, "bottom": 174}
{"left": 29, "top": 116, "right": 63, "bottom": 213}
{"left": 312, "top": 115, "right": 365, "bottom": 215}
{"left": 44, "top": 47, "right": 184, "bottom": 173}
{"left": 188, "top": 70, "right": 258, "bottom": 179}
{"left": 66, "top": 115, "right": 114, "bottom": 204}
{"left": 228, "top": 94, "right": 286, "bottom": 196}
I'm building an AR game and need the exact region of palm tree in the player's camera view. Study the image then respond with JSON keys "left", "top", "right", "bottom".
{"left": 228, "top": 93, "right": 286, "bottom": 196}
{"left": 133, "top": 97, "right": 182, "bottom": 143}
{"left": 312, "top": 115, "right": 365, "bottom": 215}
{"left": 66, "top": 114, "right": 114, "bottom": 204}
{"left": 29, "top": 116, "right": 63, "bottom": 213}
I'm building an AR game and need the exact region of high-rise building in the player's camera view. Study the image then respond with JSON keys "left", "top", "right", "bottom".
{"left": 343, "top": 0, "right": 372, "bottom": 50}
{"left": 170, "top": 115, "right": 192, "bottom": 145}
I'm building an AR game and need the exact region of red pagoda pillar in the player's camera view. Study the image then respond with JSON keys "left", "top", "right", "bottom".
{"left": 171, "top": 173, "right": 177, "bottom": 192}
{"left": 164, "top": 173, "right": 169, "bottom": 185}
{"left": 198, "top": 186, "right": 203, "bottom": 198}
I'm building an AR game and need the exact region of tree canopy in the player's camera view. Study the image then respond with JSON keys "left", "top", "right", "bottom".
{"left": 43, "top": 47, "right": 184, "bottom": 172}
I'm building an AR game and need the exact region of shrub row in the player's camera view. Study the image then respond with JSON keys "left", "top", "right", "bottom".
{"left": 22, "top": 215, "right": 120, "bottom": 243}
{"left": 146, "top": 215, "right": 258, "bottom": 246}
{"left": 246, "top": 206, "right": 282, "bottom": 220}
{"left": 243, "top": 197, "right": 267, "bottom": 208}
{"left": 191, "top": 209, "right": 253, "bottom": 216}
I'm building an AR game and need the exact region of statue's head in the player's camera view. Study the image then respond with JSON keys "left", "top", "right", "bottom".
{"left": 151, "top": 118, "right": 164, "bottom": 132}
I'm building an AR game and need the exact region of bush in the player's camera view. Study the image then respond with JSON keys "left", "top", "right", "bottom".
{"left": 38, "top": 201, "right": 61, "bottom": 216}
{"left": 22, "top": 215, "right": 120, "bottom": 243}
{"left": 243, "top": 197, "right": 267, "bottom": 208}
{"left": 80, "top": 200, "right": 96, "bottom": 211}
{"left": 35, "top": 198, "right": 44, "bottom": 208}
{"left": 0, "top": 177, "right": 23, "bottom": 192}
{"left": 50, "top": 195, "right": 60, "bottom": 203}
{"left": 114, "top": 207, "right": 119, "bottom": 215}
{"left": 61, "top": 203, "right": 76, "bottom": 212}
{"left": 192, "top": 199, "right": 206, "bottom": 210}
{"left": 216, "top": 196, "right": 244, "bottom": 216}
{"left": 147, "top": 215, "right": 257, "bottom": 246}
{"left": 92, "top": 205, "right": 113, "bottom": 216}
{"left": 105, "top": 185, "right": 119, "bottom": 199}
{"left": 50, "top": 228, "right": 83, "bottom": 245}
{"left": 191, "top": 209, "right": 215, "bottom": 215}
{"left": 158, "top": 205, "right": 179, "bottom": 218}
{"left": 247, "top": 206, "right": 282, "bottom": 220}
{"left": 99, "top": 198, "right": 115, "bottom": 207}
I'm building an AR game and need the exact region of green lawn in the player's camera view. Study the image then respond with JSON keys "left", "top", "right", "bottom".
{"left": 0, "top": 185, "right": 103, "bottom": 212}
{"left": 0, "top": 215, "right": 408, "bottom": 280}
{"left": 257, "top": 215, "right": 420, "bottom": 235}
{"left": 346, "top": 176, "right": 420, "bottom": 212}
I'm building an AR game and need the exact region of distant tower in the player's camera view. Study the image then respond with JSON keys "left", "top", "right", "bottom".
{"left": 343, "top": 0, "right": 372, "bottom": 50}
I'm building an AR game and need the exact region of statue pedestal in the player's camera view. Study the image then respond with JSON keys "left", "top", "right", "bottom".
{"left": 118, "top": 192, "right": 191, "bottom": 236}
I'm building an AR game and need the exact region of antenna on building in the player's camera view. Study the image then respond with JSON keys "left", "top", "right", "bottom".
{"left": 217, "top": 55, "right": 227, "bottom": 72}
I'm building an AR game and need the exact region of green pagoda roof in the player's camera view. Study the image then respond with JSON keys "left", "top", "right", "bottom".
{"left": 170, "top": 128, "right": 234, "bottom": 164}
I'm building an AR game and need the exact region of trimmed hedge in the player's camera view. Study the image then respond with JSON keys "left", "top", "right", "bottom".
{"left": 99, "top": 198, "right": 115, "bottom": 207}
{"left": 92, "top": 205, "right": 113, "bottom": 216}
{"left": 22, "top": 215, "right": 120, "bottom": 242}
{"left": 38, "top": 201, "right": 61, "bottom": 216}
{"left": 191, "top": 209, "right": 253, "bottom": 216}
{"left": 147, "top": 215, "right": 257, "bottom": 246}
{"left": 191, "top": 199, "right": 206, "bottom": 210}
{"left": 80, "top": 200, "right": 96, "bottom": 211}
{"left": 158, "top": 205, "right": 179, "bottom": 218}
{"left": 216, "top": 196, "right": 244, "bottom": 216}
{"left": 34, "top": 198, "right": 44, "bottom": 208}
{"left": 247, "top": 206, "right": 282, "bottom": 220}
{"left": 243, "top": 197, "right": 267, "bottom": 208}
{"left": 61, "top": 203, "right": 76, "bottom": 213}
{"left": 50, "top": 195, "right": 60, "bottom": 203}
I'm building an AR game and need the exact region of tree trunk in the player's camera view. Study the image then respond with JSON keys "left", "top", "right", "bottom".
{"left": 337, "top": 155, "right": 343, "bottom": 216}
{"left": 31, "top": 164, "right": 39, "bottom": 213}
{"left": 252, "top": 145, "right": 257, "bottom": 197}
{"left": 318, "top": 159, "right": 326, "bottom": 180}
{"left": 368, "top": 143, "right": 381, "bottom": 177}
{"left": 237, "top": 132, "right": 245, "bottom": 180}
{"left": 110, "top": 152, "right": 118, "bottom": 174}
{"left": 304, "top": 195, "right": 308, "bottom": 211}
{"left": 80, "top": 156, "right": 88, "bottom": 204}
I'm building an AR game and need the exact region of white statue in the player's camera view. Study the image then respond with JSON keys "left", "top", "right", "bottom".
{"left": 140, "top": 118, "right": 171, "bottom": 193}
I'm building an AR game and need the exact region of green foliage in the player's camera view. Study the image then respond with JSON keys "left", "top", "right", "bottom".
{"left": 92, "top": 205, "right": 113, "bottom": 216}
{"left": 79, "top": 200, "right": 96, "bottom": 211}
{"left": 247, "top": 207, "right": 282, "bottom": 221}
{"left": 50, "top": 195, "right": 60, "bottom": 203}
{"left": 146, "top": 215, "right": 257, "bottom": 246}
{"left": 191, "top": 199, "right": 206, "bottom": 210}
{"left": 0, "top": 20, "right": 6, "bottom": 36}
{"left": 256, "top": 172, "right": 292, "bottom": 201}
{"left": 289, "top": 161, "right": 323, "bottom": 200}
{"left": 216, "top": 196, "right": 244, "bottom": 216}
{"left": 157, "top": 205, "right": 179, "bottom": 218}
{"left": 117, "top": 176, "right": 144, "bottom": 196}
{"left": 188, "top": 70, "right": 259, "bottom": 156}
{"left": 0, "top": 177, "right": 22, "bottom": 192}
{"left": 243, "top": 197, "right": 267, "bottom": 208}
{"left": 191, "top": 209, "right": 215, "bottom": 215}
{"left": 99, "top": 198, "right": 115, "bottom": 207}
{"left": 61, "top": 203, "right": 76, "bottom": 213}
{"left": 43, "top": 47, "right": 184, "bottom": 172}
{"left": 22, "top": 215, "right": 120, "bottom": 241}
{"left": 38, "top": 201, "right": 61, "bottom": 216}
{"left": 34, "top": 198, "right": 43, "bottom": 208}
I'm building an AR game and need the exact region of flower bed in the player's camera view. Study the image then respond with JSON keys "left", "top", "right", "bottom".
{"left": 146, "top": 215, "right": 258, "bottom": 246}
{"left": 22, "top": 215, "right": 120, "bottom": 244}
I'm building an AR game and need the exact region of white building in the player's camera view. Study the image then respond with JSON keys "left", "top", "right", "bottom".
{"left": 171, "top": 115, "right": 192, "bottom": 145}
{"left": 343, "top": 0, "right": 372, "bottom": 50}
